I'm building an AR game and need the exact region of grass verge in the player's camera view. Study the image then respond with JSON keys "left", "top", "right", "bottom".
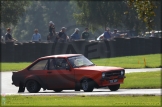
{"left": 121, "top": 71, "right": 161, "bottom": 89}
{"left": 91, "top": 53, "right": 162, "bottom": 68}
{"left": 1, "top": 95, "right": 161, "bottom": 106}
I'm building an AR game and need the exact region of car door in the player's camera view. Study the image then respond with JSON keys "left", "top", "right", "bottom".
{"left": 46, "top": 58, "right": 75, "bottom": 89}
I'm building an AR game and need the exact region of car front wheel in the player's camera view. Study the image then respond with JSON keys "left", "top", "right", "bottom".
{"left": 81, "top": 79, "right": 94, "bottom": 92}
{"left": 26, "top": 80, "right": 41, "bottom": 93}
{"left": 108, "top": 84, "right": 120, "bottom": 91}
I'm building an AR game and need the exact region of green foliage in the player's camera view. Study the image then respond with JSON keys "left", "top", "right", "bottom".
{"left": 74, "top": 1, "right": 126, "bottom": 31}
{"left": 1, "top": 1, "right": 161, "bottom": 41}
{"left": 1, "top": 0, "right": 30, "bottom": 26}
{"left": 74, "top": 0, "right": 161, "bottom": 33}
{"left": 11, "top": 1, "right": 76, "bottom": 41}
{"left": 127, "top": 0, "right": 160, "bottom": 31}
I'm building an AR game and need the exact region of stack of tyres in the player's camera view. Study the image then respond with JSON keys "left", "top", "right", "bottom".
{"left": 14, "top": 43, "right": 23, "bottom": 62}
{"left": 84, "top": 41, "right": 99, "bottom": 59}
{"left": 34, "top": 42, "right": 42, "bottom": 59}
{"left": 1, "top": 42, "right": 6, "bottom": 62}
{"left": 40, "top": 42, "right": 48, "bottom": 57}
{"left": 150, "top": 37, "right": 161, "bottom": 54}
{"left": 124, "top": 38, "right": 131, "bottom": 56}
{"left": 47, "top": 42, "right": 54, "bottom": 55}
{"left": 98, "top": 40, "right": 110, "bottom": 58}
{"left": 5, "top": 42, "right": 14, "bottom": 62}
{"left": 28, "top": 42, "right": 36, "bottom": 61}
{"left": 130, "top": 37, "right": 139, "bottom": 56}
{"left": 144, "top": 38, "right": 152, "bottom": 54}
{"left": 104, "top": 40, "right": 112, "bottom": 58}
{"left": 22, "top": 42, "right": 31, "bottom": 62}
{"left": 114, "top": 38, "right": 125, "bottom": 57}
{"left": 51, "top": 42, "right": 69, "bottom": 55}
{"left": 70, "top": 40, "right": 86, "bottom": 55}
{"left": 137, "top": 37, "right": 145, "bottom": 55}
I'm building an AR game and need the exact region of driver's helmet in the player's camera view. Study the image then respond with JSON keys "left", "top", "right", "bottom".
{"left": 74, "top": 59, "right": 79, "bottom": 66}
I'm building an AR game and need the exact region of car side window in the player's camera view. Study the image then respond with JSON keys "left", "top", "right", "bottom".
{"left": 55, "top": 58, "right": 69, "bottom": 70}
{"left": 29, "top": 59, "right": 48, "bottom": 70}
{"left": 49, "top": 59, "right": 57, "bottom": 70}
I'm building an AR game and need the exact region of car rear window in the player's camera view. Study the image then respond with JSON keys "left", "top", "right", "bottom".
{"left": 29, "top": 59, "right": 48, "bottom": 70}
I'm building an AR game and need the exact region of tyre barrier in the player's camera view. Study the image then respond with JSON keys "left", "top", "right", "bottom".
{"left": 1, "top": 37, "right": 161, "bottom": 62}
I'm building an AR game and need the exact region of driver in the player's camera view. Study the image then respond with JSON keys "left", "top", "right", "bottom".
{"left": 74, "top": 59, "right": 79, "bottom": 67}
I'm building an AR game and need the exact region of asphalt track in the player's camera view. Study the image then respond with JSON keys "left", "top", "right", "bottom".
{"left": 1, "top": 68, "right": 161, "bottom": 96}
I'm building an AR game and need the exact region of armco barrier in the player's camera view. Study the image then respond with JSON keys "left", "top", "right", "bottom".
{"left": 0, "top": 37, "right": 161, "bottom": 62}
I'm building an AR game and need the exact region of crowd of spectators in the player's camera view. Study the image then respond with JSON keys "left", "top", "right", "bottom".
{"left": 1, "top": 21, "right": 161, "bottom": 43}
{"left": 46, "top": 21, "right": 91, "bottom": 43}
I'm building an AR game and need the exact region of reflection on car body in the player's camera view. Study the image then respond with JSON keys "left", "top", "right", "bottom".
{"left": 12, "top": 54, "right": 126, "bottom": 93}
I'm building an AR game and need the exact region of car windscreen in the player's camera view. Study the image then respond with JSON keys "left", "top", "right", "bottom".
{"left": 68, "top": 55, "right": 94, "bottom": 68}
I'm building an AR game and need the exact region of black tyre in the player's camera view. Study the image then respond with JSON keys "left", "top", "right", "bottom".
{"left": 26, "top": 80, "right": 41, "bottom": 93}
{"left": 108, "top": 84, "right": 120, "bottom": 91}
{"left": 53, "top": 89, "right": 62, "bottom": 92}
{"left": 81, "top": 79, "right": 94, "bottom": 92}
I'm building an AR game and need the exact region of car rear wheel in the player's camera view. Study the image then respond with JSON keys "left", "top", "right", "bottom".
{"left": 53, "top": 89, "right": 62, "bottom": 92}
{"left": 26, "top": 80, "right": 41, "bottom": 93}
{"left": 81, "top": 79, "right": 94, "bottom": 92}
{"left": 108, "top": 84, "right": 120, "bottom": 91}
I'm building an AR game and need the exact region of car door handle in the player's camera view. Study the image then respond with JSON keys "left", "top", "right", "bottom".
{"left": 47, "top": 71, "right": 52, "bottom": 73}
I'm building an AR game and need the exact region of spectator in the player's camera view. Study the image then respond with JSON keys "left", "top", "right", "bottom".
{"left": 58, "top": 27, "right": 68, "bottom": 43}
{"left": 81, "top": 28, "right": 90, "bottom": 41}
{"left": 103, "top": 27, "right": 112, "bottom": 40}
{"left": 150, "top": 30, "right": 155, "bottom": 37}
{"left": 5, "top": 28, "right": 17, "bottom": 42}
{"left": 1, "top": 36, "right": 4, "bottom": 43}
{"left": 70, "top": 28, "right": 80, "bottom": 41}
{"left": 31, "top": 29, "right": 41, "bottom": 42}
{"left": 47, "top": 21, "right": 55, "bottom": 42}
{"left": 111, "top": 29, "right": 120, "bottom": 38}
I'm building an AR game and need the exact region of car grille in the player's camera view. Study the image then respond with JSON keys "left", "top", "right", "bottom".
{"left": 105, "top": 70, "right": 124, "bottom": 77}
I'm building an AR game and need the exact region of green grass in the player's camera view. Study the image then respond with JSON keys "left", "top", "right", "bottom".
{"left": 121, "top": 71, "right": 161, "bottom": 89}
{"left": 0, "top": 54, "right": 161, "bottom": 71}
{"left": 1, "top": 95, "right": 161, "bottom": 106}
{"left": 1, "top": 62, "right": 31, "bottom": 71}
{"left": 92, "top": 53, "right": 162, "bottom": 68}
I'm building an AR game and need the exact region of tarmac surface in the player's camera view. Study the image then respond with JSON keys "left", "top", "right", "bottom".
{"left": 1, "top": 68, "right": 161, "bottom": 96}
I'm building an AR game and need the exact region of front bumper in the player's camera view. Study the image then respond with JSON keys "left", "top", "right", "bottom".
{"left": 98, "top": 75, "right": 126, "bottom": 87}
{"left": 100, "top": 75, "right": 126, "bottom": 81}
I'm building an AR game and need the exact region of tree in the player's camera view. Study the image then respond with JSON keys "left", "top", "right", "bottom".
{"left": 11, "top": 1, "right": 77, "bottom": 41}
{"left": 126, "top": 0, "right": 159, "bottom": 31}
{"left": 1, "top": 0, "right": 30, "bottom": 26}
{"left": 73, "top": 0, "right": 160, "bottom": 32}
{"left": 73, "top": 1, "right": 126, "bottom": 31}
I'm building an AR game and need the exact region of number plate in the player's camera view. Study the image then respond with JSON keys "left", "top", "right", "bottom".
{"left": 109, "top": 79, "right": 118, "bottom": 83}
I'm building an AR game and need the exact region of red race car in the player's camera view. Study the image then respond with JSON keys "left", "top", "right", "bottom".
{"left": 12, "top": 54, "right": 126, "bottom": 93}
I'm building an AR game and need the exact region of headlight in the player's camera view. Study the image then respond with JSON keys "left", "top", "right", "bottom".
{"left": 121, "top": 70, "right": 124, "bottom": 75}
{"left": 102, "top": 73, "right": 105, "bottom": 78}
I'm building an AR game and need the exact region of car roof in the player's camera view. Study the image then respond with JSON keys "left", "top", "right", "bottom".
{"left": 40, "top": 54, "right": 82, "bottom": 59}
